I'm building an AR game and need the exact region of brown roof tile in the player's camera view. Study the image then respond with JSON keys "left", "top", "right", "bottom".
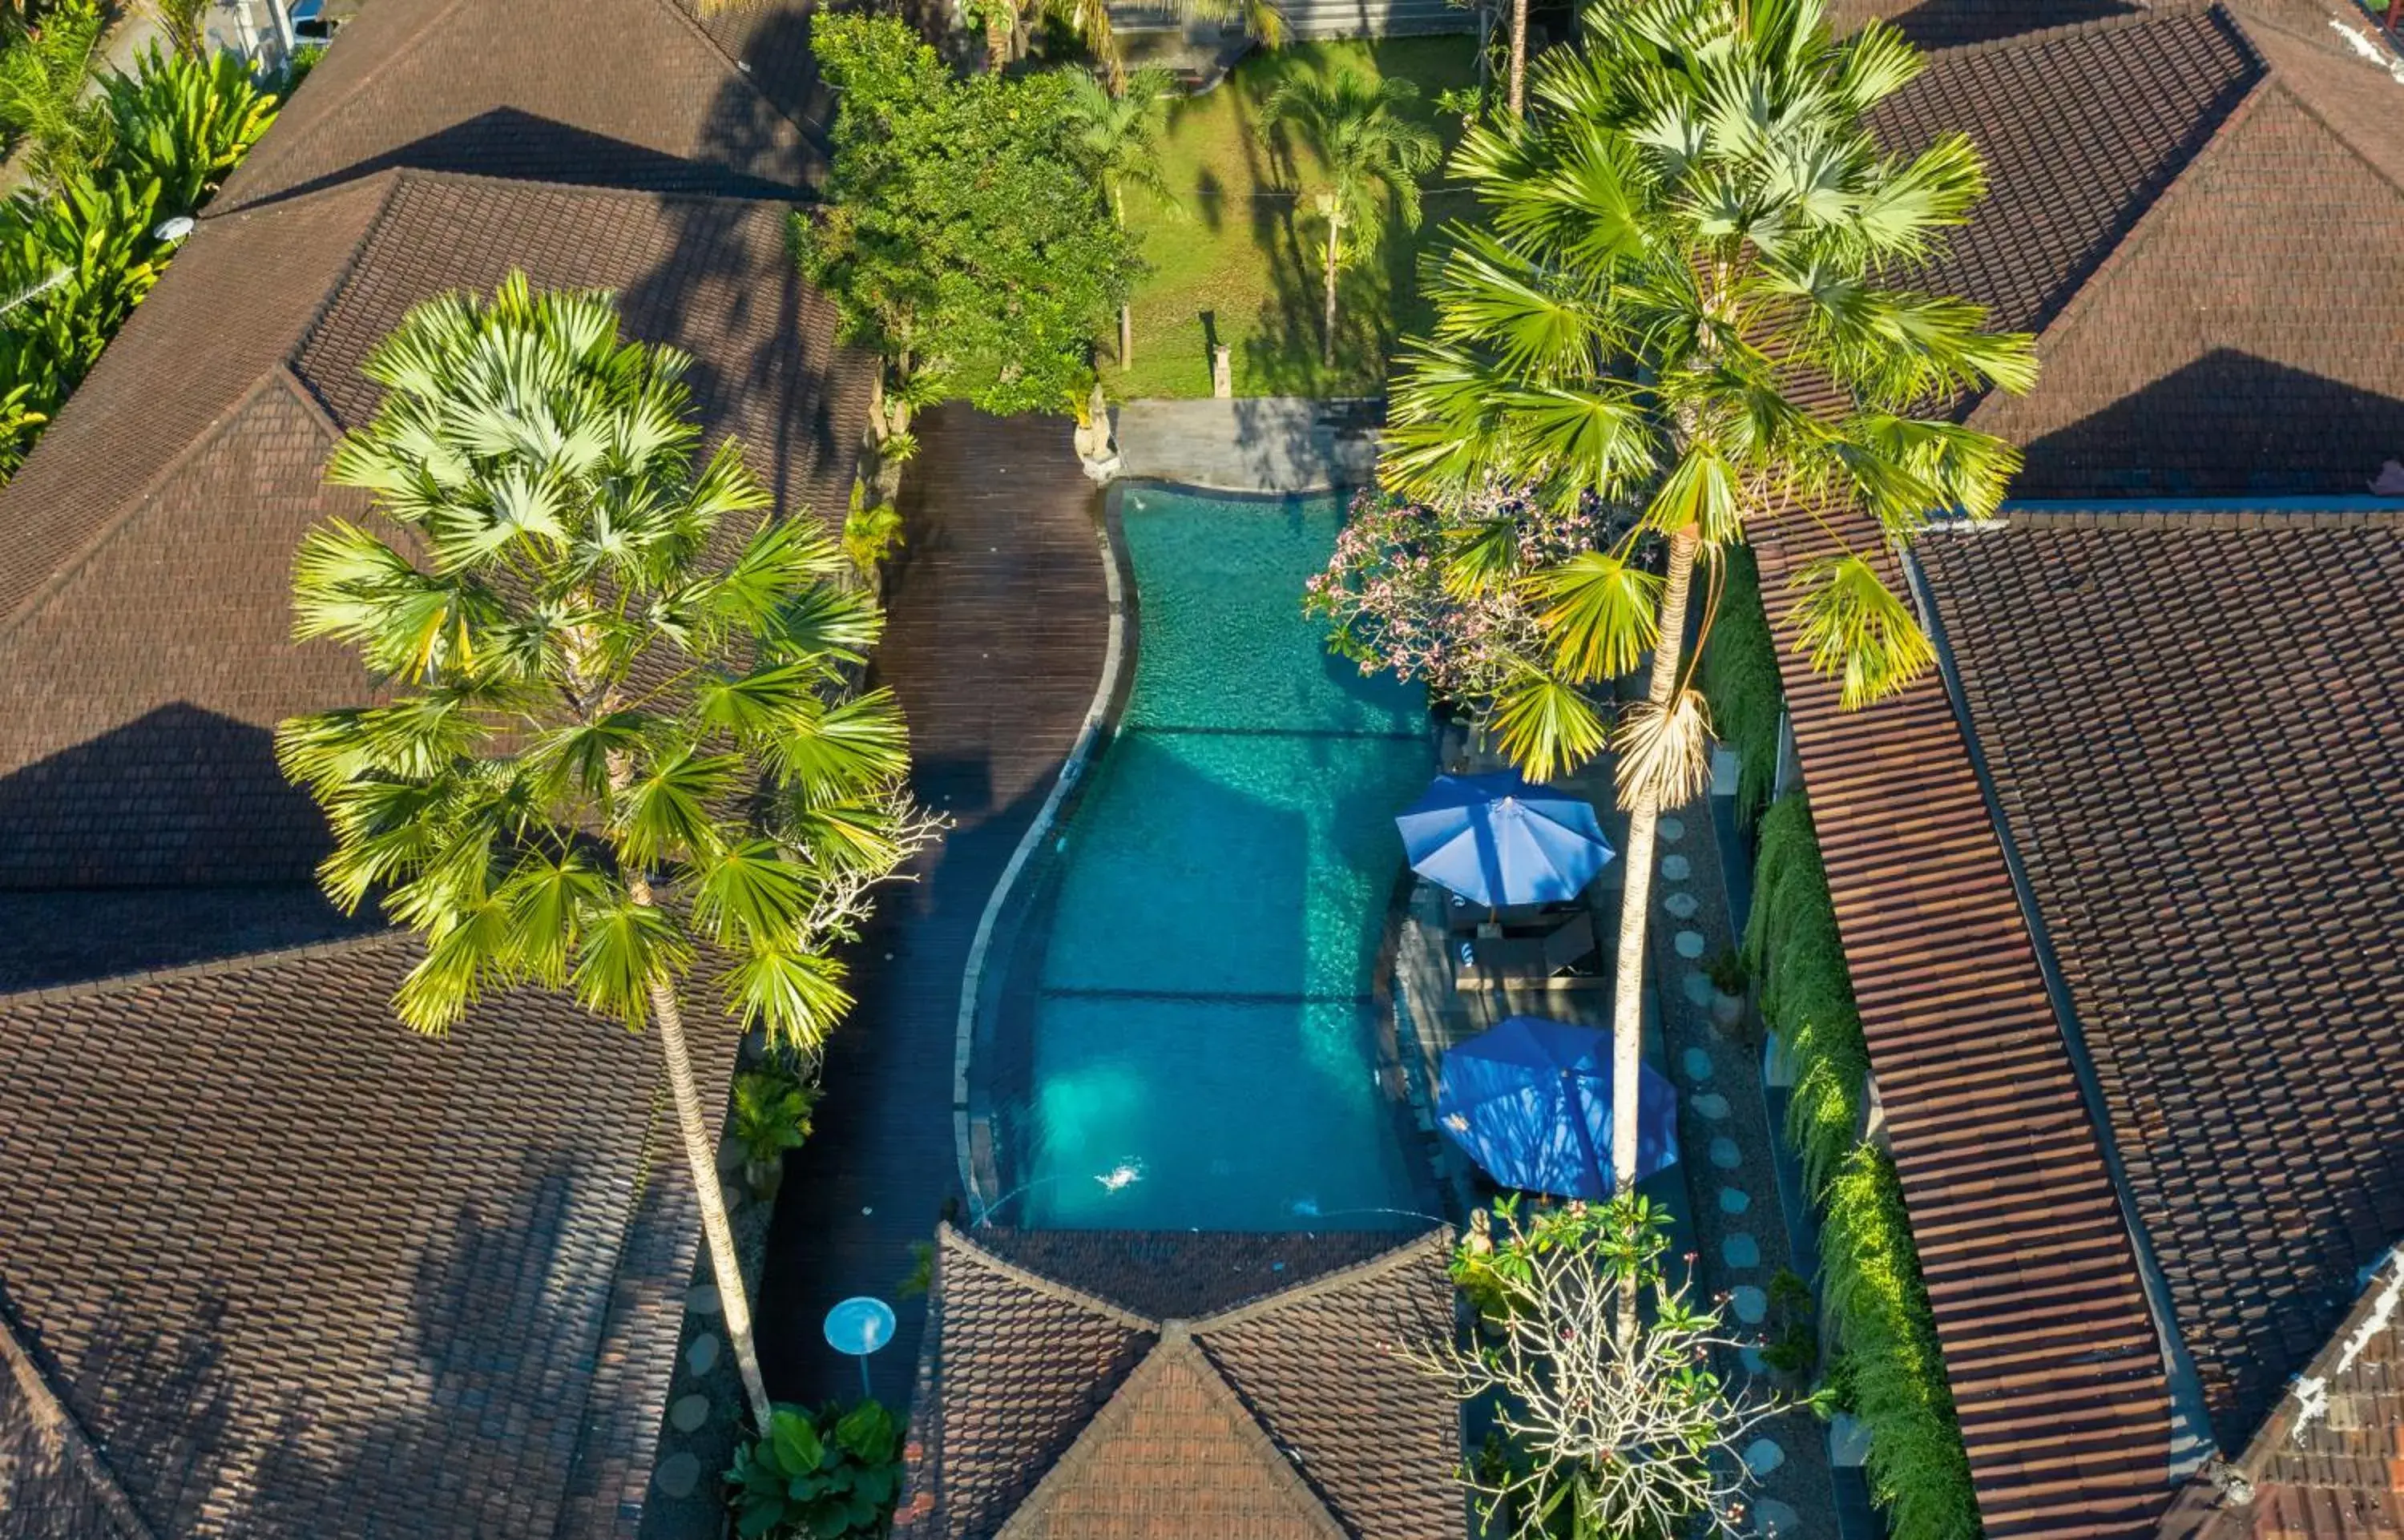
{"left": 1753, "top": 502, "right": 2175, "bottom": 1538}
{"left": 0, "top": 935, "right": 737, "bottom": 1537}
{"left": 0, "top": 170, "right": 869, "bottom": 895}
{"left": 906, "top": 1226, "right": 1460, "bottom": 1540}
{"left": 1917, "top": 517, "right": 2404, "bottom": 1456}
{"left": 212, "top": 0, "right": 821, "bottom": 215}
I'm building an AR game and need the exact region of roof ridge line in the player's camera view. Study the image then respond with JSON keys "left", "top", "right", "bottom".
{"left": 1913, "top": 0, "right": 2228, "bottom": 62}
{"left": 1190, "top": 1226, "right": 1453, "bottom": 1334}
{"left": 640, "top": 0, "right": 825, "bottom": 155}
{"left": 992, "top": 1331, "right": 1349, "bottom": 1540}
{"left": 0, "top": 929, "right": 410, "bottom": 1013}
{"left": 0, "top": 361, "right": 337, "bottom": 647}
{"left": 285, "top": 170, "right": 417, "bottom": 404}
{"left": 0, "top": 1296, "right": 160, "bottom": 1540}
{"left": 385, "top": 163, "right": 798, "bottom": 213}
{"left": 932, "top": 1223, "right": 1159, "bottom": 1332}
{"left": 2255, "top": 60, "right": 2404, "bottom": 205}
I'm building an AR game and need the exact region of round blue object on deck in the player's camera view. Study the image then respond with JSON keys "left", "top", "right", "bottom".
{"left": 823, "top": 1296, "right": 897, "bottom": 1357}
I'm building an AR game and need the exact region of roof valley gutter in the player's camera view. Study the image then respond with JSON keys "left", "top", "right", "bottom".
{"left": 1901, "top": 545, "right": 2220, "bottom": 1476}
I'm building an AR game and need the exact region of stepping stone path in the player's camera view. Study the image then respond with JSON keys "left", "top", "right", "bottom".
{"left": 1661, "top": 853, "right": 1692, "bottom": 881}
{"left": 670, "top": 1393, "right": 712, "bottom": 1433}
{"left": 1731, "top": 1284, "right": 1768, "bottom": 1324}
{"left": 655, "top": 1452, "right": 701, "bottom": 1499}
{"left": 687, "top": 1284, "right": 720, "bottom": 1317}
{"left": 1674, "top": 929, "right": 1706, "bottom": 958}
{"left": 1754, "top": 1499, "right": 1802, "bottom": 1538}
{"left": 1682, "top": 1047, "right": 1715, "bottom": 1082}
{"left": 1682, "top": 971, "right": 1716, "bottom": 1006}
{"left": 1740, "top": 1345, "right": 1766, "bottom": 1375}
{"left": 1709, "top": 1136, "right": 1743, "bottom": 1170}
{"left": 1659, "top": 816, "right": 1685, "bottom": 842}
{"left": 1692, "top": 1091, "right": 1731, "bottom": 1120}
{"left": 1723, "top": 1232, "right": 1761, "bottom": 1268}
{"left": 1664, "top": 891, "right": 1700, "bottom": 920}
{"left": 686, "top": 1333, "right": 720, "bottom": 1375}
{"left": 1718, "top": 1186, "right": 1751, "bottom": 1215}
{"left": 1744, "top": 1438, "right": 1786, "bottom": 1478}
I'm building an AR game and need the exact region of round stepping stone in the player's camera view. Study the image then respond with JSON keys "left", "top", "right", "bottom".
{"left": 1659, "top": 816, "right": 1685, "bottom": 843}
{"left": 686, "top": 1284, "right": 720, "bottom": 1317}
{"left": 1717, "top": 1186, "right": 1751, "bottom": 1215}
{"left": 1673, "top": 929, "right": 1706, "bottom": 959}
{"left": 685, "top": 1333, "right": 720, "bottom": 1376}
{"left": 1692, "top": 1091, "right": 1731, "bottom": 1121}
{"left": 1755, "top": 1498, "right": 1801, "bottom": 1537}
{"left": 669, "top": 1393, "right": 712, "bottom": 1433}
{"left": 1664, "top": 891, "right": 1699, "bottom": 920}
{"left": 1682, "top": 972, "right": 1715, "bottom": 1007}
{"left": 1681, "top": 1046, "right": 1714, "bottom": 1082}
{"left": 655, "top": 1452, "right": 702, "bottom": 1499}
{"left": 1731, "top": 1284, "right": 1768, "bottom": 1324}
{"left": 1708, "top": 1136, "right": 1742, "bottom": 1170}
{"left": 1743, "top": 1438, "right": 1785, "bottom": 1477}
{"left": 1740, "top": 1345, "right": 1766, "bottom": 1375}
{"left": 1660, "top": 853, "right": 1692, "bottom": 881}
{"left": 1723, "top": 1232, "right": 1761, "bottom": 1269}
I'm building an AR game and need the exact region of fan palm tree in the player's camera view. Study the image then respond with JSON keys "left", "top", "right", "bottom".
{"left": 1382, "top": 0, "right": 2035, "bottom": 1215}
{"left": 1270, "top": 71, "right": 1440, "bottom": 369}
{"left": 276, "top": 276, "right": 935, "bottom": 1431}
{"left": 1064, "top": 65, "right": 1177, "bottom": 371}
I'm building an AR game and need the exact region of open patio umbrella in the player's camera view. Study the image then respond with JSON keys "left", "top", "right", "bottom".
{"left": 1436, "top": 1016, "right": 1678, "bottom": 1199}
{"left": 1396, "top": 771, "right": 1615, "bottom": 909}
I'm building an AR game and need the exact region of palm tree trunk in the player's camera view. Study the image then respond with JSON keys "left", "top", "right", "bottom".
{"left": 1508, "top": 0, "right": 1527, "bottom": 116}
{"left": 1609, "top": 523, "right": 1699, "bottom": 1338}
{"left": 645, "top": 953, "right": 776, "bottom": 1430}
{"left": 1115, "top": 185, "right": 1134, "bottom": 369}
{"left": 1321, "top": 213, "right": 1340, "bottom": 369}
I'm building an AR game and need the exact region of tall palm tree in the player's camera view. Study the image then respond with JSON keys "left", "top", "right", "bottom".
{"left": 277, "top": 276, "right": 934, "bottom": 1430}
{"left": 1064, "top": 65, "right": 1176, "bottom": 371}
{"left": 1382, "top": 0, "right": 2035, "bottom": 1220}
{"left": 1269, "top": 71, "right": 1440, "bottom": 369}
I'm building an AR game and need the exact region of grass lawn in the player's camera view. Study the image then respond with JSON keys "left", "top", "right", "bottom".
{"left": 1104, "top": 37, "right": 1482, "bottom": 401}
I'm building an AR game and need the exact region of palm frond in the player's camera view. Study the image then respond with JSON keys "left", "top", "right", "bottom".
{"left": 1785, "top": 552, "right": 1934, "bottom": 708}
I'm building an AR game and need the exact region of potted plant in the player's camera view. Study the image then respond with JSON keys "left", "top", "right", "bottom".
{"left": 1704, "top": 946, "right": 1749, "bottom": 1030}
{"left": 732, "top": 1068, "right": 819, "bottom": 1203}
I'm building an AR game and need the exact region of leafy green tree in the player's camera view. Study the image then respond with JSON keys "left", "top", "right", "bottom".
{"left": 276, "top": 277, "right": 938, "bottom": 1430}
{"left": 1378, "top": 0, "right": 2034, "bottom": 1214}
{"left": 1269, "top": 72, "right": 1439, "bottom": 369}
{"left": 0, "top": 0, "right": 111, "bottom": 187}
{"left": 0, "top": 172, "right": 171, "bottom": 476}
{"left": 801, "top": 15, "right": 1139, "bottom": 424}
{"left": 102, "top": 42, "right": 279, "bottom": 214}
{"left": 1063, "top": 65, "right": 1176, "bottom": 372}
{"left": 978, "top": 0, "right": 1283, "bottom": 81}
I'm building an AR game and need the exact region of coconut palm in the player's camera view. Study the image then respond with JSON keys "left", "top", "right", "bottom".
{"left": 276, "top": 276, "right": 936, "bottom": 1431}
{"left": 1382, "top": 0, "right": 2035, "bottom": 1213}
{"left": 1269, "top": 71, "right": 1440, "bottom": 369}
{"left": 1064, "top": 65, "right": 1176, "bottom": 371}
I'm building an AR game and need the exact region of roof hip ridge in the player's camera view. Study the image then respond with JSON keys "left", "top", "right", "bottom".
{"left": 1189, "top": 1225, "right": 1454, "bottom": 1334}
{"left": 0, "top": 1297, "right": 159, "bottom": 1540}
{"left": 932, "top": 1222, "right": 1160, "bottom": 1332}
{"left": 0, "top": 929, "right": 413, "bottom": 1013}
{"left": 639, "top": 0, "right": 829, "bottom": 155}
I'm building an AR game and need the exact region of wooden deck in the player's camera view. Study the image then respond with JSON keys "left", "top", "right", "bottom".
{"left": 755, "top": 405, "right": 1110, "bottom": 1405}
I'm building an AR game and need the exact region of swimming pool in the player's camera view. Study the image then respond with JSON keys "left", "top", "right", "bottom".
{"left": 988, "top": 485, "right": 1438, "bottom": 1231}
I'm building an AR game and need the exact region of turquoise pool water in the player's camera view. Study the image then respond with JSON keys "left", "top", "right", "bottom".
{"left": 1012, "top": 486, "right": 1437, "bottom": 1230}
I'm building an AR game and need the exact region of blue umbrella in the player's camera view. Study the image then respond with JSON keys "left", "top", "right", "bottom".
{"left": 1396, "top": 771, "right": 1615, "bottom": 909}
{"left": 1437, "top": 1016, "right": 1679, "bottom": 1199}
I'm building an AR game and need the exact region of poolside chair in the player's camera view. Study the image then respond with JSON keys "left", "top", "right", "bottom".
{"left": 1542, "top": 912, "right": 1599, "bottom": 977}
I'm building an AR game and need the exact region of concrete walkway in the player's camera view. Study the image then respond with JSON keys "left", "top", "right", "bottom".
{"left": 753, "top": 406, "right": 1112, "bottom": 1408}
{"left": 1109, "top": 396, "right": 1380, "bottom": 493}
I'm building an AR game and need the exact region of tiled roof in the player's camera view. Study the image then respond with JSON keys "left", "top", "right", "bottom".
{"left": 2160, "top": 1248, "right": 2404, "bottom": 1538}
{"left": 1915, "top": 514, "right": 2404, "bottom": 1456}
{"left": 1750, "top": 503, "right": 2175, "bottom": 1538}
{"left": 211, "top": 0, "right": 823, "bottom": 215}
{"left": 0, "top": 168, "right": 869, "bottom": 897}
{"left": 0, "top": 935, "right": 736, "bottom": 1537}
{"left": 902, "top": 1225, "right": 1460, "bottom": 1540}
{"left": 1869, "top": 1, "right": 2404, "bottom": 495}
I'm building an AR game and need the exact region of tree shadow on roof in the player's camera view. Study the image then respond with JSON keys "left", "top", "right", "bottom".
{"left": 2009, "top": 348, "right": 2404, "bottom": 499}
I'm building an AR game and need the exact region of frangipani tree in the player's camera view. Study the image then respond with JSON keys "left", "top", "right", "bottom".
{"left": 277, "top": 276, "right": 939, "bottom": 1429}
{"left": 1377, "top": 0, "right": 2035, "bottom": 1214}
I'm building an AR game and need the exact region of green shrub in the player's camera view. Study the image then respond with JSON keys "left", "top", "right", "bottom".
{"left": 727, "top": 1400, "right": 903, "bottom": 1540}
{"left": 101, "top": 44, "right": 280, "bottom": 216}
{"left": 1697, "top": 542, "right": 1781, "bottom": 828}
{"left": 1743, "top": 792, "right": 1868, "bottom": 1193}
{"left": 1820, "top": 1147, "right": 1980, "bottom": 1540}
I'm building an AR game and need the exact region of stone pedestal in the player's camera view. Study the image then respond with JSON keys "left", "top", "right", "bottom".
{"left": 1211, "top": 344, "right": 1232, "bottom": 398}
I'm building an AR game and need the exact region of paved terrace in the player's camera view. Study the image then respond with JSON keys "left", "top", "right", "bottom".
{"left": 756, "top": 405, "right": 1111, "bottom": 1405}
